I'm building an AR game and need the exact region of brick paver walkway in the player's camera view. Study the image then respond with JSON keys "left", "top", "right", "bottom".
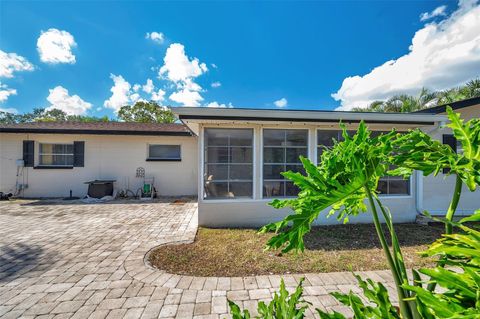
{"left": 0, "top": 199, "right": 397, "bottom": 318}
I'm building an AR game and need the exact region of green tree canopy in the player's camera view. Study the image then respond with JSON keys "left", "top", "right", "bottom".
{"left": 117, "top": 101, "right": 175, "bottom": 123}
{"left": 0, "top": 108, "right": 110, "bottom": 124}
{"left": 352, "top": 78, "right": 480, "bottom": 113}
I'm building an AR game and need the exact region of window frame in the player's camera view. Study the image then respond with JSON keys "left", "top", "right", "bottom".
{"left": 262, "top": 128, "right": 309, "bottom": 199}
{"left": 202, "top": 127, "right": 255, "bottom": 200}
{"left": 146, "top": 144, "right": 182, "bottom": 161}
{"left": 38, "top": 143, "right": 74, "bottom": 167}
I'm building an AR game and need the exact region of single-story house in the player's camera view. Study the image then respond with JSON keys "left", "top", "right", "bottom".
{"left": 1, "top": 97, "right": 479, "bottom": 227}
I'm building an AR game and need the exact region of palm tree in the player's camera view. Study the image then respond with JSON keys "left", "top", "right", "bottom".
{"left": 350, "top": 78, "right": 479, "bottom": 113}
{"left": 461, "top": 79, "right": 480, "bottom": 98}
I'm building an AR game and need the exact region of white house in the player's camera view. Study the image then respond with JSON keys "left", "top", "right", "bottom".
{"left": 1, "top": 97, "right": 479, "bottom": 227}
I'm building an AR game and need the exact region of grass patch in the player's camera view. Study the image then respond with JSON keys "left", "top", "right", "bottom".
{"left": 148, "top": 223, "right": 447, "bottom": 276}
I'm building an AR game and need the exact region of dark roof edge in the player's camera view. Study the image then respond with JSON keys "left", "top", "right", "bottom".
{"left": 415, "top": 96, "right": 480, "bottom": 114}
{"left": 179, "top": 115, "right": 435, "bottom": 126}
{"left": 0, "top": 128, "right": 193, "bottom": 136}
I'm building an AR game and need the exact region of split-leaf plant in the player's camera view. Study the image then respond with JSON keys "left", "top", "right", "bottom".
{"left": 316, "top": 211, "right": 480, "bottom": 319}
{"left": 229, "top": 278, "right": 310, "bottom": 319}
{"left": 226, "top": 108, "right": 479, "bottom": 318}
{"left": 256, "top": 122, "right": 419, "bottom": 318}
{"left": 389, "top": 106, "right": 480, "bottom": 293}
{"left": 389, "top": 106, "right": 480, "bottom": 235}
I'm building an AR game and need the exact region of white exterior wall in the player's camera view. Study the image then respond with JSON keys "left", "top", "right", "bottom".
{"left": 421, "top": 104, "right": 480, "bottom": 216}
{"left": 0, "top": 133, "right": 198, "bottom": 198}
{"left": 197, "top": 122, "right": 418, "bottom": 227}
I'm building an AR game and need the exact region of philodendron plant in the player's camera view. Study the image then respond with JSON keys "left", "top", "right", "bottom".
{"left": 389, "top": 106, "right": 480, "bottom": 235}
{"left": 258, "top": 122, "right": 419, "bottom": 318}
{"left": 226, "top": 109, "right": 479, "bottom": 318}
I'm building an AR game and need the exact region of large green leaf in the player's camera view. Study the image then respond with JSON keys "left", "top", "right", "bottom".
{"left": 390, "top": 106, "right": 480, "bottom": 191}
{"left": 260, "top": 122, "right": 395, "bottom": 253}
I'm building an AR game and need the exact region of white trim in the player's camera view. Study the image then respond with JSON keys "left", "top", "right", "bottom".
{"left": 198, "top": 125, "right": 204, "bottom": 201}
{"left": 172, "top": 107, "right": 447, "bottom": 123}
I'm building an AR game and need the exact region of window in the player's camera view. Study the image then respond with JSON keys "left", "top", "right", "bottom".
{"left": 317, "top": 130, "right": 355, "bottom": 163}
{"left": 377, "top": 172, "right": 410, "bottom": 195}
{"left": 148, "top": 145, "right": 181, "bottom": 161}
{"left": 317, "top": 130, "right": 410, "bottom": 195}
{"left": 263, "top": 129, "right": 308, "bottom": 197}
{"left": 39, "top": 143, "right": 74, "bottom": 166}
{"left": 204, "top": 128, "right": 253, "bottom": 199}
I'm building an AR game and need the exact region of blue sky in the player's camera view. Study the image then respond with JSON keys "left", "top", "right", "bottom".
{"left": 1, "top": 0, "right": 479, "bottom": 117}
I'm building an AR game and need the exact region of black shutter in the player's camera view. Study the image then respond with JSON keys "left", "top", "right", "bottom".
{"left": 23, "top": 140, "right": 34, "bottom": 167}
{"left": 73, "top": 141, "right": 85, "bottom": 167}
{"left": 442, "top": 134, "right": 457, "bottom": 173}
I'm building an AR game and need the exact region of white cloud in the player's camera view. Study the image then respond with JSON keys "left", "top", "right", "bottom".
{"left": 142, "top": 78, "right": 154, "bottom": 94}
{"left": 105, "top": 75, "right": 167, "bottom": 110}
{"left": 211, "top": 63, "right": 218, "bottom": 69}
{"left": 132, "top": 84, "right": 141, "bottom": 92}
{"left": 205, "top": 101, "right": 234, "bottom": 108}
{"left": 159, "top": 43, "right": 208, "bottom": 83}
{"left": 211, "top": 81, "right": 221, "bottom": 88}
{"left": 0, "top": 106, "right": 18, "bottom": 113}
{"left": 145, "top": 32, "right": 165, "bottom": 44}
{"left": 0, "top": 82, "right": 17, "bottom": 103}
{"left": 46, "top": 86, "right": 92, "bottom": 115}
{"left": 104, "top": 74, "right": 134, "bottom": 111}
{"left": 274, "top": 97, "right": 288, "bottom": 108}
{"left": 333, "top": 0, "right": 480, "bottom": 110}
{"left": 159, "top": 43, "right": 210, "bottom": 107}
{"left": 0, "top": 50, "right": 34, "bottom": 78}
{"left": 151, "top": 89, "right": 166, "bottom": 102}
{"left": 37, "top": 28, "right": 77, "bottom": 64}
{"left": 169, "top": 89, "right": 203, "bottom": 106}
{"left": 420, "top": 5, "right": 447, "bottom": 21}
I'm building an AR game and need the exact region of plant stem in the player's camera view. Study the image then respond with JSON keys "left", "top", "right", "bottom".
{"left": 365, "top": 187, "right": 412, "bottom": 319}
{"left": 445, "top": 174, "right": 462, "bottom": 234}
{"left": 427, "top": 173, "right": 463, "bottom": 292}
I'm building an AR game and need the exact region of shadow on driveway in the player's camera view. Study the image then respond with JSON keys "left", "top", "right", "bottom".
{"left": 0, "top": 243, "right": 55, "bottom": 283}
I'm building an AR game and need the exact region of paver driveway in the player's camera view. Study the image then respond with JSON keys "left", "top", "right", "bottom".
{"left": 0, "top": 199, "right": 398, "bottom": 319}
{"left": 0, "top": 198, "right": 198, "bottom": 319}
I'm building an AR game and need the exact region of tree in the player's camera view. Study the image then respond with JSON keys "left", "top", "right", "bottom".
{"left": 0, "top": 108, "right": 111, "bottom": 124}
{"left": 117, "top": 101, "right": 175, "bottom": 123}
{"left": 352, "top": 78, "right": 480, "bottom": 113}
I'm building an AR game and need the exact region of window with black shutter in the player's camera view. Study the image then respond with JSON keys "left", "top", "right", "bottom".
{"left": 73, "top": 141, "right": 85, "bottom": 167}
{"left": 23, "top": 140, "right": 34, "bottom": 167}
{"left": 442, "top": 134, "right": 457, "bottom": 174}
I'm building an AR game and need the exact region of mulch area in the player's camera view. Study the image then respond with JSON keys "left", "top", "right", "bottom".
{"left": 148, "top": 223, "right": 447, "bottom": 277}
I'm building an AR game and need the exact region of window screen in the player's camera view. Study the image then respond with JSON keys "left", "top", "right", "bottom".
{"left": 204, "top": 128, "right": 253, "bottom": 199}
{"left": 263, "top": 129, "right": 308, "bottom": 198}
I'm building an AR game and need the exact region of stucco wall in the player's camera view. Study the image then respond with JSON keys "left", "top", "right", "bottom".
{"left": 198, "top": 193, "right": 417, "bottom": 227}
{"left": 0, "top": 133, "right": 198, "bottom": 198}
